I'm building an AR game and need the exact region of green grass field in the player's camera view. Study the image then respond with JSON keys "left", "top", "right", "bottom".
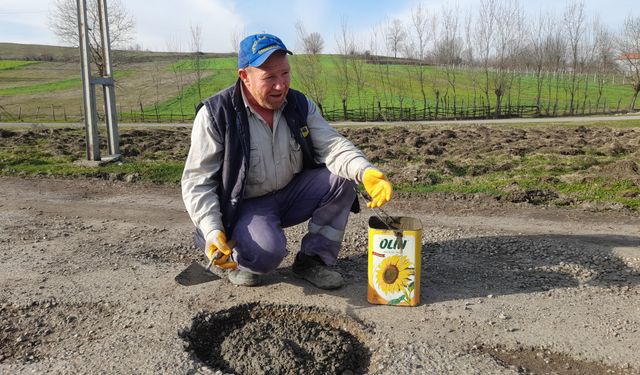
{"left": 149, "top": 55, "right": 633, "bottom": 119}
{"left": 1, "top": 50, "right": 636, "bottom": 122}
{"left": 0, "top": 60, "right": 38, "bottom": 71}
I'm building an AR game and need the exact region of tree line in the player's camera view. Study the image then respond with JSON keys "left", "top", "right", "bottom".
{"left": 294, "top": 0, "right": 640, "bottom": 118}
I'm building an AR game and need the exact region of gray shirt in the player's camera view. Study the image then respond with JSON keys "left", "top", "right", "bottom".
{"left": 181, "top": 87, "right": 373, "bottom": 238}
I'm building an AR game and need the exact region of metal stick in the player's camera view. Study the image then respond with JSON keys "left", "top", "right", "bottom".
{"left": 356, "top": 188, "right": 395, "bottom": 230}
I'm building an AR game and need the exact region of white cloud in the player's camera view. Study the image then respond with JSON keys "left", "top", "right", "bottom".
{"left": 127, "top": 0, "right": 245, "bottom": 52}
{"left": 0, "top": 0, "right": 57, "bottom": 45}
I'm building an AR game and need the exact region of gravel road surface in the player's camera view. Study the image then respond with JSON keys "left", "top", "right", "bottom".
{"left": 0, "top": 177, "right": 638, "bottom": 374}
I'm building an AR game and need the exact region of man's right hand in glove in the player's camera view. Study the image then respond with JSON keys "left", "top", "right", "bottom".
{"left": 205, "top": 230, "right": 237, "bottom": 269}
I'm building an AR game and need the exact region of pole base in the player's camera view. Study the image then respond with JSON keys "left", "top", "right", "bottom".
{"left": 74, "top": 154, "right": 121, "bottom": 167}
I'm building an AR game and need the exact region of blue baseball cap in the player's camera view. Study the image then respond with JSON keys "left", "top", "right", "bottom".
{"left": 238, "top": 33, "right": 292, "bottom": 69}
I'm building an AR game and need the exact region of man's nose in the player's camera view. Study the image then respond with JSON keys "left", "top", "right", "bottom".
{"left": 274, "top": 77, "right": 288, "bottom": 90}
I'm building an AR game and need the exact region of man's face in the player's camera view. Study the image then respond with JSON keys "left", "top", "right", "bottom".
{"left": 239, "top": 51, "right": 291, "bottom": 110}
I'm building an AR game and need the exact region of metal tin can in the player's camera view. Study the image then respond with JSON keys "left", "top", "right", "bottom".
{"left": 367, "top": 216, "right": 422, "bottom": 306}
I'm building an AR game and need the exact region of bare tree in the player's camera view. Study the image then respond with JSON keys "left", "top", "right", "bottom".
{"left": 165, "top": 34, "right": 182, "bottom": 53}
{"left": 349, "top": 41, "right": 368, "bottom": 119}
{"left": 434, "top": 6, "right": 462, "bottom": 65}
{"left": 492, "top": 0, "right": 524, "bottom": 117}
{"left": 544, "top": 25, "right": 567, "bottom": 116}
{"left": 474, "top": 0, "right": 497, "bottom": 117}
{"left": 472, "top": 0, "right": 525, "bottom": 118}
{"left": 230, "top": 27, "right": 245, "bottom": 54}
{"left": 369, "top": 25, "right": 392, "bottom": 117}
{"left": 165, "top": 35, "right": 185, "bottom": 117}
{"left": 294, "top": 22, "right": 327, "bottom": 112}
{"left": 618, "top": 15, "right": 640, "bottom": 110}
{"left": 563, "top": 0, "right": 587, "bottom": 114}
{"left": 302, "top": 32, "right": 324, "bottom": 55}
{"left": 462, "top": 11, "right": 475, "bottom": 65}
{"left": 408, "top": 3, "right": 435, "bottom": 118}
{"left": 437, "top": 5, "right": 464, "bottom": 115}
{"left": 463, "top": 9, "right": 483, "bottom": 115}
{"left": 190, "top": 24, "right": 204, "bottom": 101}
{"left": 49, "top": 0, "right": 135, "bottom": 76}
{"left": 171, "top": 61, "right": 186, "bottom": 119}
{"left": 591, "top": 20, "right": 616, "bottom": 111}
{"left": 382, "top": 19, "right": 410, "bottom": 117}
{"left": 529, "top": 11, "right": 548, "bottom": 112}
{"left": 386, "top": 18, "right": 407, "bottom": 58}
{"left": 334, "top": 18, "right": 353, "bottom": 119}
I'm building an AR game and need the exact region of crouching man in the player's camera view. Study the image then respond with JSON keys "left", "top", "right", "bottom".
{"left": 181, "top": 33, "right": 392, "bottom": 289}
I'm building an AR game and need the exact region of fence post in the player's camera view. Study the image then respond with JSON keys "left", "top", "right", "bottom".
{"left": 139, "top": 102, "right": 145, "bottom": 122}
{"left": 18, "top": 106, "right": 22, "bottom": 121}
{"left": 35, "top": 106, "right": 40, "bottom": 120}
{"left": 342, "top": 98, "right": 347, "bottom": 120}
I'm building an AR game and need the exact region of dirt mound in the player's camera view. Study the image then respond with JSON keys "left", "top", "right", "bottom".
{"left": 0, "top": 129, "right": 17, "bottom": 138}
{"left": 589, "top": 160, "right": 640, "bottom": 187}
{"left": 598, "top": 160, "right": 639, "bottom": 177}
{"left": 503, "top": 187, "right": 560, "bottom": 205}
{"left": 180, "top": 303, "right": 371, "bottom": 374}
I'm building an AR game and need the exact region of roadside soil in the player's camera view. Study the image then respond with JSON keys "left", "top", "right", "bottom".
{"left": 0, "top": 176, "right": 638, "bottom": 374}
{"left": 1, "top": 123, "right": 639, "bottom": 210}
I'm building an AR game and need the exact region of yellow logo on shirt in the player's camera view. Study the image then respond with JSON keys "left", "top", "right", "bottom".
{"left": 300, "top": 125, "right": 310, "bottom": 138}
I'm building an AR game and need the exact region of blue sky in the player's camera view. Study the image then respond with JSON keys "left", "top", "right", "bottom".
{"left": 0, "top": 0, "right": 637, "bottom": 53}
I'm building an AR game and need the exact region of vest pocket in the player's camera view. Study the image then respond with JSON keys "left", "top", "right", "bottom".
{"left": 247, "top": 147, "right": 266, "bottom": 184}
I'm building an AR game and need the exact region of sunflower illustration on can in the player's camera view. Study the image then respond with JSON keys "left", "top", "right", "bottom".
{"left": 376, "top": 254, "right": 413, "bottom": 294}
{"left": 373, "top": 254, "right": 416, "bottom": 305}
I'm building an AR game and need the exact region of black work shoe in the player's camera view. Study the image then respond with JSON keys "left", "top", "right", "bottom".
{"left": 227, "top": 269, "right": 261, "bottom": 287}
{"left": 292, "top": 252, "right": 344, "bottom": 290}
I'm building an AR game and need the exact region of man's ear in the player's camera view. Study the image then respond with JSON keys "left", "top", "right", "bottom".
{"left": 238, "top": 69, "right": 248, "bottom": 84}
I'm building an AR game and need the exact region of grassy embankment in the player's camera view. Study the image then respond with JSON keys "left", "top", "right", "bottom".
{"left": 1, "top": 121, "right": 638, "bottom": 209}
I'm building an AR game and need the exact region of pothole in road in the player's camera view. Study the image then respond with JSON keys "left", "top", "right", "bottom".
{"left": 180, "top": 303, "right": 372, "bottom": 375}
{"left": 474, "top": 344, "right": 635, "bottom": 375}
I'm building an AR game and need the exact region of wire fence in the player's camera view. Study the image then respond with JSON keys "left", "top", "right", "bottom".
{"left": 0, "top": 95, "right": 631, "bottom": 124}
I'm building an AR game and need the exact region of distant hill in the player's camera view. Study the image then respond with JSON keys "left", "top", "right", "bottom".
{"left": 0, "top": 42, "right": 235, "bottom": 63}
{"left": 0, "top": 42, "right": 79, "bottom": 61}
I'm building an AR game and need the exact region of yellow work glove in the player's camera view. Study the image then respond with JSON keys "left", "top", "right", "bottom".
{"left": 363, "top": 168, "right": 393, "bottom": 208}
{"left": 205, "top": 230, "right": 237, "bottom": 270}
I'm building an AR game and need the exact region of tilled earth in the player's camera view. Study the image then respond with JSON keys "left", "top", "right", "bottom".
{"left": 1, "top": 124, "right": 639, "bottom": 209}
{"left": 0, "top": 176, "right": 638, "bottom": 374}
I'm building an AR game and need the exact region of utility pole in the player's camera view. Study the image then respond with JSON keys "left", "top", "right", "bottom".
{"left": 77, "top": 0, "right": 120, "bottom": 162}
